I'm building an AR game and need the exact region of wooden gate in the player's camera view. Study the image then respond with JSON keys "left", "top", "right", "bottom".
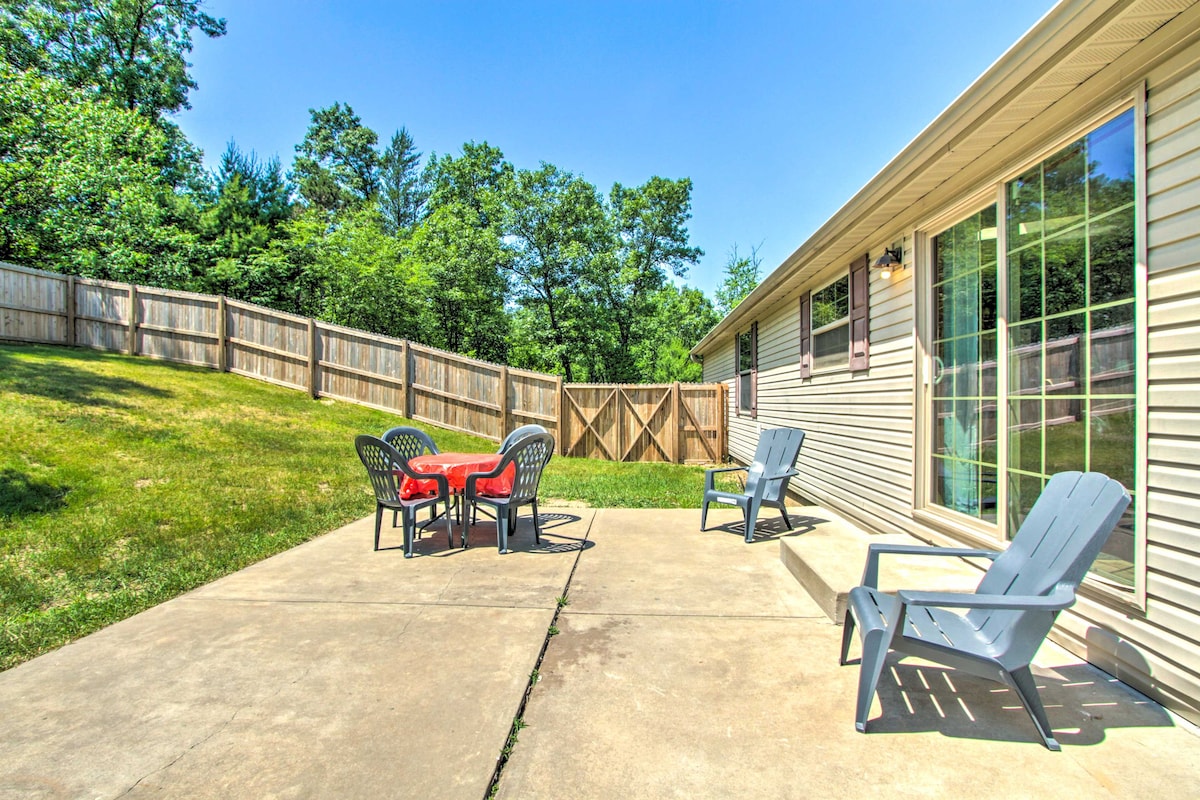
{"left": 561, "top": 383, "right": 724, "bottom": 464}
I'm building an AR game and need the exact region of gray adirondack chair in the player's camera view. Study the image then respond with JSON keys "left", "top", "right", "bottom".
{"left": 839, "top": 471, "right": 1130, "bottom": 750}
{"left": 355, "top": 435, "right": 453, "bottom": 558}
{"left": 701, "top": 428, "right": 805, "bottom": 542}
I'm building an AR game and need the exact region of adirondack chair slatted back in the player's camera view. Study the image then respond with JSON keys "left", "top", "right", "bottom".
{"left": 743, "top": 428, "right": 805, "bottom": 503}
{"left": 968, "top": 471, "right": 1130, "bottom": 658}
{"left": 382, "top": 426, "right": 439, "bottom": 462}
{"left": 504, "top": 433, "right": 554, "bottom": 504}
{"left": 355, "top": 436, "right": 402, "bottom": 504}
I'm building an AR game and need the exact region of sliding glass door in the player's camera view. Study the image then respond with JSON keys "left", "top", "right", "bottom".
{"left": 931, "top": 206, "right": 999, "bottom": 522}
{"left": 1004, "top": 109, "right": 1137, "bottom": 584}
{"left": 925, "top": 108, "right": 1139, "bottom": 587}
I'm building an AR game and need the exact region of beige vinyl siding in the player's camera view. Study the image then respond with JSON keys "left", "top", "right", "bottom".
{"left": 701, "top": 333, "right": 739, "bottom": 459}
{"left": 1124, "top": 42, "right": 1200, "bottom": 720}
{"left": 704, "top": 268, "right": 918, "bottom": 536}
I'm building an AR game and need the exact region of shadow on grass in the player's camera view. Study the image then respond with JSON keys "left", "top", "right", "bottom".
{"left": 0, "top": 346, "right": 172, "bottom": 407}
{"left": 0, "top": 468, "right": 68, "bottom": 519}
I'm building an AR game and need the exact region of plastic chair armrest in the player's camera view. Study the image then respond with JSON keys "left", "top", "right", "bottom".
{"left": 861, "top": 543, "right": 1000, "bottom": 588}
{"left": 704, "top": 465, "right": 747, "bottom": 492}
{"left": 896, "top": 585, "right": 1075, "bottom": 612}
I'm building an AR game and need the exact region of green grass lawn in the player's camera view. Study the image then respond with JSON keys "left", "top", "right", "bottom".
{"left": 0, "top": 344, "right": 726, "bottom": 671}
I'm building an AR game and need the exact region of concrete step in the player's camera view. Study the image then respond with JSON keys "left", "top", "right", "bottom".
{"left": 779, "top": 507, "right": 986, "bottom": 623}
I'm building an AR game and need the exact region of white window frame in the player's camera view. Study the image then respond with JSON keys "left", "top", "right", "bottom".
{"left": 810, "top": 272, "right": 850, "bottom": 373}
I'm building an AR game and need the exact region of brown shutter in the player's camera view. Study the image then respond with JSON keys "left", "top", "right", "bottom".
{"left": 735, "top": 331, "right": 743, "bottom": 418}
{"left": 750, "top": 322, "right": 758, "bottom": 419}
{"left": 849, "top": 253, "right": 870, "bottom": 371}
{"left": 798, "top": 291, "right": 812, "bottom": 379}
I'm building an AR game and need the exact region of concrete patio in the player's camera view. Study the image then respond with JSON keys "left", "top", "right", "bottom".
{"left": 1, "top": 506, "right": 1197, "bottom": 799}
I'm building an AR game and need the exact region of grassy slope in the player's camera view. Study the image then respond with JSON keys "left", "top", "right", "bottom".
{"left": 0, "top": 344, "right": 720, "bottom": 670}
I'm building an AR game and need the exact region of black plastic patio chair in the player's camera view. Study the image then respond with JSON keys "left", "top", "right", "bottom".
{"left": 382, "top": 426, "right": 440, "bottom": 460}
{"left": 464, "top": 432, "right": 554, "bottom": 554}
{"left": 355, "top": 434, "right": 453, "bottom": 558}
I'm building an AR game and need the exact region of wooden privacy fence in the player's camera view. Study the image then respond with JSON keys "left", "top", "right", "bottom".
{"left": 0, "top": 262, "right": 726, "bottom": 463}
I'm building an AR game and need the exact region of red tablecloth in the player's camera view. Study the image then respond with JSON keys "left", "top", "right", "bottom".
{"left": 400, "top": 453, "right": 514, "bottom": 500}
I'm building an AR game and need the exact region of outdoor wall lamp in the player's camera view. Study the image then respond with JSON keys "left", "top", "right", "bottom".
{"left": 872, "top": 247, "right": 903, "bottom": 279}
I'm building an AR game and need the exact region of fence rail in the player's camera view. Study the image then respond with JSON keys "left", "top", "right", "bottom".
{"left": 0, "top": 261, "right": 725, "bottom": 463}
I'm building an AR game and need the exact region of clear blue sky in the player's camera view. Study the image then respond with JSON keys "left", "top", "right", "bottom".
{"left": 176, "top": 0, "right": 1055, "bottom": 297}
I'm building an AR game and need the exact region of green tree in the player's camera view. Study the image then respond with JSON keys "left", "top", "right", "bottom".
{"left": 214, "top": 142, "right": 291, "bottom": 226}
{"left": 505, "top": 163, "right": 608, "bottom": 381}
{"left": 293, "top": 102, "right": 380, "bottom": 214}
{"left": 0, "top": 0, "right": 226, "bottom": 116}
{"left": 591, "top": 176, "right": 703, "bottom": 381}
{"left": 633, "top": 286, "right": 719, "bottom": 382}
{"left": 424, "top": 141, "right": 512, "bottom": 227}
{"left": 312, "top": 206, "right": 426, "bottom": 338}
{"left": 0, "top": 65, "right": 199, "bottom": 284}
{"left": 714, "top": 242, "right": 762, "bottom": 315}
{"left": 379, "top": 127, "right": 426, "bottom": 233}
{"left": 413, "top": 142, "right": 515, "bottom": 360}
{"left": 195, "top": 142, "right": 293, "bottom": 297}
{"left": 408, "top": 204, "right": 510, "bottom": 360}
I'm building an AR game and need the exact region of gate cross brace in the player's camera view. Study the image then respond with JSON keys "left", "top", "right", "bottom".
{"left": 565, "top": 387, "right": 618, "bottom": 461}
{"left": 621, "top": 388, "right": 673, "bottom": 463}
{"left": 678, "top": 393, "right": 719, "bottom": 463}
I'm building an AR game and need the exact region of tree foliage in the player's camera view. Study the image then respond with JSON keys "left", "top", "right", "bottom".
{"left": 714, "top": 242, "right": 762, "bottom": 315}
{"left": 1, "top": 0, "right": 226, "bottom": 117}
{"left": 0, "top": 65, "right": 199, "bottom": 284}
{"left": 293, "top": 103, "right": 379, "bottom": 214}
{"left": 1, "top": 2, "right": 730, "bottom": 383}
{"left": 378, "top": 127, "right": 426, "bottom": 233}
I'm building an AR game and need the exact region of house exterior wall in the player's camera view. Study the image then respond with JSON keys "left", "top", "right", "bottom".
{"left": 702, "top": 17, "right": 1200, "bottom": 724}
{"left": 704, "top": 266, "right": 919, "bottom": 535}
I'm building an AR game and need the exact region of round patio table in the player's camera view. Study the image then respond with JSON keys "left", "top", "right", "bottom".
{"left": 400, "top": 452, "right": 513, "bottom": 499}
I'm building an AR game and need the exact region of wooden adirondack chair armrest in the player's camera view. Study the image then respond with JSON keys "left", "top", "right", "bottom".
{"left": 705, "top": 465, "right": 747, "bottom": 492}
{"left": 862, "top": 543, "right": 1000, "bottom": 588}
{"left": 895, "top": 585, "right": 1076, "bottom": 612}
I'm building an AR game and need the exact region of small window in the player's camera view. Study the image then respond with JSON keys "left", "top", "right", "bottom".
{"left": 737, "top": 323, "right": 757, "bottom": 417}
{"left": 811, "top": 275, "right": 850, "bottom": 371}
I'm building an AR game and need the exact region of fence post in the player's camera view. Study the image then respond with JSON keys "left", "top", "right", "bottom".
{"left": 673, "top": 382, "right": 683, "bottom": 464}
{"left": 719, "top": 384, "right": 728, "bottom": 462}
{"left": 616, "top": 386, "right": 625, "bottom": 463}
{"left": 498, "top": 365, "right": 509, "bottom": 442}
{"left": 400, "top": 339, "right": 410, "bottom": 419}
{"left": 556, "top": 375, "right": 564, "bottom": 456}
{"left": 217, "top": 296, "right": 228, "bottom": 372}
{"left": 127, "top": 284, "right": 138, "bottom": 355}
{"left": 307, "top": 318, "right": 319, "bottom": 399}
{"left": 65, "top": 275, "right": 75, "bottom": 347}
